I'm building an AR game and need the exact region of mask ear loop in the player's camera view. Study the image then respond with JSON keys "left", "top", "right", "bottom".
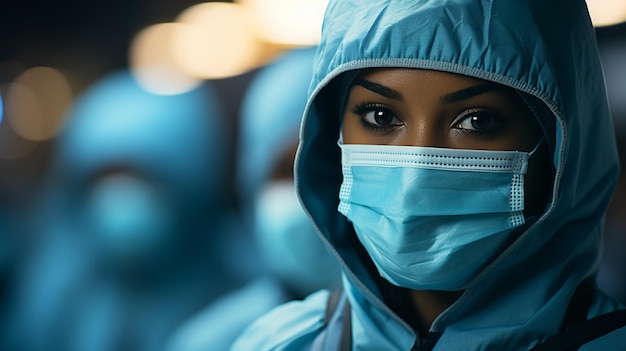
{"left": 338, "top": 128, "right": 344, "bottom": 145}
{"left": 529, "top": 138, "right": 544, "bottom": 157}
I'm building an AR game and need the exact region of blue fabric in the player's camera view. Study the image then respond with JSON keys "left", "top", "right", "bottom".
{"left": 338, "top": 144, "right": 530, "bottom": 291}
{"left": 231, "top": 289, "right": 330, "bottom": 351}
{"left": 165, "top": 277, "right": 289, "bottom": 351}
{"left": 232, "top": 0, "right": 625, "bottom": 350}
{"left": 237, "top": 47, "right": 318, "bottom": 216}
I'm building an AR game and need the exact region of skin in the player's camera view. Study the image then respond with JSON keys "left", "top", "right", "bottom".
{"left": 341, "top": 68, "right": 553, "bottom": 335}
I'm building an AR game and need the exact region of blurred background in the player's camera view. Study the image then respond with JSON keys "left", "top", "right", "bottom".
{"left": 0, "top": 0, "right": 624, "bottom": 350}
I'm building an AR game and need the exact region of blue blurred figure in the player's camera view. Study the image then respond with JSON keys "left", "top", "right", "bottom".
{"left": 10, "top": 70, "right": 252, "bottom": 351}
{"left": 238, "top": 47, "right": 341, "bottom": 298}
{"left": 163, "top": 47, "right": 341, "bottom": 351}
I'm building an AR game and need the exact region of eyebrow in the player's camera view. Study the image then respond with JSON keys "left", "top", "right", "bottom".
{"left": 353, "top": 78, "right": 507, "bottom": 104}
{"left": 352, "top": 79, "right": 404, "bottom": 101}
{"left": 440, "top": 84, "right": 506, "bottom": 104}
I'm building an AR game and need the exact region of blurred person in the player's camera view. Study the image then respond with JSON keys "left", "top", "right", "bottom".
{"left": 164, "top": 47, "right": 341, "bottom": 351}
{"left": 9, "top": 70, "right": 252, "bottom": 351}
{"left": 232, "top": 0, "right": 626, "bottom": 350}
{"left": 0, "top": 121, "right": 55, "bottom": 350}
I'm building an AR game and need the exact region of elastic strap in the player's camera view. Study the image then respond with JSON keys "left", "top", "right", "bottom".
{"left": 324, "top": 288, "right": 343, "bottom": 323}
{"left": 531, "top": 309, "right": 626, "bottom": 351}
{"left": 312, "top": 288, "right": 352, "bottom": 351}
{"left": 339, "top": 297, "right": 352, "bottom": 351}
{"left": 561, "top": 278, "right": 595, "bottom": 331}
{"left": 528, "top": 137, "right": 544, "bottom": 157}
{"left": 531, "top": 279, "right": 626, "bottom": 350}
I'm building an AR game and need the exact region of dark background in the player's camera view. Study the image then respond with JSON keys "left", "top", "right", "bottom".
{"left": 0, "top": 0, "right": 624, "bottom": 212}
{"left": 0, "top": 0, "right": 254, "bottom": 208}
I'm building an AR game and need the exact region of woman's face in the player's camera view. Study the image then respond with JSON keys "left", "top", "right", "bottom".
{"left": 341, "top": 68, "right": 552, "bottom": 216}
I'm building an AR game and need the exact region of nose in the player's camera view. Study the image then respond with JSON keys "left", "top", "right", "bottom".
{"left": 394, "top": 118, "right": 444, "bottom": 148}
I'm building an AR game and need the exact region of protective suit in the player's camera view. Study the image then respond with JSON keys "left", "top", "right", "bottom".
{"left": 231, "top": 1, "right": 626, "bottom": 350}
{"left": 11, "top": 70, "right": 249, "bottom": 351}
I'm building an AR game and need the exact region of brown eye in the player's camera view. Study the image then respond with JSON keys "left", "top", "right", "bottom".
{"left": 364, "top": 108, "right": 396, "bottom": 127}
{"left": 468, "top": 115, "right": 490, "bottom": 130}
{"left": 454, "top": 109, "right": 503, "bottom": 134}
{"left": 350, "top": 103, "right": 403, "bottom": 132}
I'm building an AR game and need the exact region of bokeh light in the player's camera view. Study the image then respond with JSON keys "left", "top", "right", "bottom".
{"left": 173, "top": 2, "right": 267, "bottom": 79}
{"left": 587, "top": 0, "right": 626, "bottom": 27}
{"left": 129, "top": 23, "right": 203, "bottom": 95}
{"left": 237, "top": 0, "right": 329, "bottom": 46}
{"left": 5, "top": 83, "right": 44, "bottom": 141}
{"left": 5, "top": 66, "right": 72, "bottom": 142}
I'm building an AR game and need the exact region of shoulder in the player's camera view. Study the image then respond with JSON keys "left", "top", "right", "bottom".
{"left": 164, "top": 277, "right": 288, "bottom": 351}
{"left": 230, "top": 289, "right": 330, "bottom": 351}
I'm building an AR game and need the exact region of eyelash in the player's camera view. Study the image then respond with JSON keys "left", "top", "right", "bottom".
{"left": 350, "top": 102, "right": 401, "bottom": 132}
{"left": 452, "top": 108, "right": 503, "bottom": 136}
{"left": 349, "top": 103, "right": 504, "bottom": 136}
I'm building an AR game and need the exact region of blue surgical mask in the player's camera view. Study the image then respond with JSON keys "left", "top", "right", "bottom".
{"left": 85, "top": 174, "right": 176, "bottom": 267}
{"left": 255, "top": 180, "right": 341, "bottom": 296}
{"left": 338, "top": 141, "right": 541, "bottom": 291}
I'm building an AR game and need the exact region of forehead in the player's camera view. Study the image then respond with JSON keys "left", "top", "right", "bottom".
{"left": 354, "top": 68, "right": 497, "bottom": 94}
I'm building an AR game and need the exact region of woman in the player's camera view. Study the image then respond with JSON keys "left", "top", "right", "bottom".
{"left": 232, "top": 0, "right": 626, "bottom": 350}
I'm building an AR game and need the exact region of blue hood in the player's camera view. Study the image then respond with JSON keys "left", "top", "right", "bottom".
{"left": 56, "top": 70, "right": 228, "bottom": 204}
{"left": 295, "top": 0, "right": 621, "bottom": 349}
{"left": 237, "top": 47, "right": 317, "bottom": 217}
